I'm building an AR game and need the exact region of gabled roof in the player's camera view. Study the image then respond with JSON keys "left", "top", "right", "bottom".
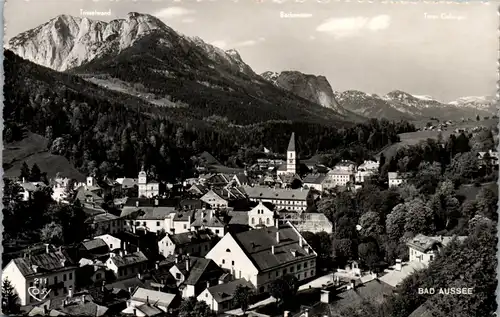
{"left": 287, "top": 132, "right": 296, "bottom": 151}
{"left": 228, "top": 211, "right": 249, "bottom": 225}
{"left": 173, "top": 257, "right": 222, "bottom": 286}
{"left": 131, "top": 288, "right": 177, "bottom": 308}
{"left": 231, "top": 224, "right": 316, "bottom": 272}
{"left": 207, "top": 278, "right": 254, "bottom": 303}
{"left": 12, "top": 251, "right": 76, "bottom": 277}
{"left": 166, "top": 230, "right": 215, "bottom": 247}
{"left": 81, "top": 239, "right": 108, "bottom": 251}
{"left": 109, "top": 251, "right": 148, "bottom": 268}
{"left": 191, "top": 210, "right": 225, "bottom": 228}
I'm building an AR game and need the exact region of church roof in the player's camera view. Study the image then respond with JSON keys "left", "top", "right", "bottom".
{"left": 287, "top": 133, "right": 296, "bottom": 151}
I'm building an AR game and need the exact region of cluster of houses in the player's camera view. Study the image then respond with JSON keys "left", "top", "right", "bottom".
{"left": 5, "top": 133, "right": 467, "bottom": 317}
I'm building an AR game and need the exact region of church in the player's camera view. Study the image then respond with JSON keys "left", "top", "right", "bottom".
{"left": 277, "top": 132, "right": 300, "bottom": 177}
{"left": 137, "top": 166, "right": 160, "bottom": 198}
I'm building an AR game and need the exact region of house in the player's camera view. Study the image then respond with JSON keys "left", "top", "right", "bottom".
{"left": 302, "top": 174, "right": 327, "bottom": 192}
{"left": 79, "top": 238, "right": 110, "bottom": 260}
{"left": 190, "top": 209, "right": 226, "bottom": 237}
{"left": 94, "top": 234, "right": 123, "bottom": 251}
{"left": 116, "top": 177, "right": 138, "bottom": 189}
{"left": 277, "top": 212, "right": 333, "bottom": 234}
{"left": 2, "top": 249, "right": 77, "bottom": 305}
{"left": 205, "top": 222, "right": 317, "bottom": 294}
{"left": 407, "top": 234, "right": 467, "bottom": 266}
{"left": 232, "top": 173, "right": 251, "bottom": 186}
{"left": 158, "top": 229, "right": 216, "bottom": 257}
{"left": 86, "top": 212, "right": 124, "bottom": 236}
{"left": 19, "top": 181, "right": 46, "bottom": 201}
{"left": 355, "top": 160, "right": 379, "bottom": 183}
{"left": 170, "top": 210, "right": 194, "bottom": 235}
{"left": 122, "top": 288, "right": 179, "bottom": 316}
{"left": 201, "top": 190, "right": 230, "bottom": 209}
{"left": 138, "top": 167, "right": 160, "bottom": 198}
{"left": 197, "top": 278, "right": 254, "bottom": 313}
{"left": 248, "top": 202, "right": 275, "bottom": 229}
{"left": 121, "top": 200, "right": 177, "bottom": 235}
{"left": 242, "top": 186, "right": 310, "bottom": 213}
{"left": 106, "top": 251, "right": 149, "bottom": 280}
{"left": 277, "top": 133, "right": 299, "bottom": 177}
{"left": 388, "top": 172, "right": 410, "bottom": 187}
{"left": 77, "top": 259, "right": 108, "bottom": 287}
{"left": 169, "top": 255, "right": 225, "bottom": 298}
{"left": 324, "top": 168, "right": 354, "bottom": 188}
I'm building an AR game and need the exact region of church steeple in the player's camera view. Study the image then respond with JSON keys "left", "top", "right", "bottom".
{"left": 287, "top": 132, "right": 296, "bottom": 152}
{"left": 286, "top": 133, "right": 297, "bottom": 174}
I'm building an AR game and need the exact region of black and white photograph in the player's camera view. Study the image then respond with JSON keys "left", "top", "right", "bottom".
{"left": 1, "top": 0, "right": 498, "bottom": 316}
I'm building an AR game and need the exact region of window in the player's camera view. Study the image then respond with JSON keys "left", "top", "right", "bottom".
{"left": 176, "top": 273, "right": 181, "bottom": 279}
{"left": 142, "top": 222, "right": 146, "bottom": 226}
{"left": 135, "top": 221, "right": 140, "bottom": 226}
{"left": 110, "top": 244, "right": 113, "bottom": 249}
{"left": 283, "top": 268, "right": 287, "bottom": 274}
{"left": 222, "top": 259, "right": 225, "bottom": 264}
{"left": 266, "top": 218, "right": 270, "bottom": 225}
{"left": 305, "top": 271, "right": 308, "bottom": 278}
{"left": 63, "top": 274, "right": 67, "bottom": 281}
{"left": 54, "top": 276, "right": 58, "bottom": 284}
{"left": 290, "top": 267, "right": 294, "bottom": 273}
{"left": 304, "top": 262, "right": 308, "bottom": 268}
{"left": 157, "top": 221, "right": 161, "bottom": 226}
{"left": 298, "top": 264, "right": 302, "bottom": 270}
{"left": 430, "top": 255, "right": 434, "bottom": 261}
{"left": 184, "top": 224, "right": 187, "bottom": 229}
{"left": 311, "top": 270, "right": 314, "bottom": 276}
{"left": 232, "top": 261, "right": 235, "bottom": 266}
{"left": 215, "top": 230, "right": 220, "bottom": 234}
{"left": 69, "top": 273, "right": 73, "bottom": 280}
{"left": 251, "top": 218, "right": 255, "bottom": 224}
{"left": 206, "top": 293, "right": 208, "bottom": 297}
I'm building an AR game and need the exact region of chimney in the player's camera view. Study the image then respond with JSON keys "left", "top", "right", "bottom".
{"left": 136, "top": 201, "right": 139, "bottom": 207}
{"left": 45, "top": 243, "right": 50, "bottom": 254}
{"left": 132, "top": 225, "right": 137, "bottom": 234}
{"left": 291, "top": 250, "right": 297, "bottom": 257}
{"left": 137, "top": 273, "right": 142, "bottom": 280}
{"left": 276, "top": 231, "right": 280, "bottom": 243}
{"left": 304, "top": 245, "right": 310, "bottom": 254}
{"left": 128, "top": 287, "right": 133, "bottom": 294}
{"left": 188, "top": 215, "right": 192, "bottom": 225}
{"left": 274, "top": 218, "right": 279, "bottom": 228}
{"left": 155, "top": 261, "right": 159, "bottom": 270}
{"left": 124, "top": 249, "right": 128, "bottom": 255}
{"left": 81, "top": 295, "right": 86, "bottom": 303}
{"left": 206, "top": 281, "right": 211, "bottom": 289}
{"left": 22, "top": 177, "right": 26, "bottom": 183}
{"left": 348, "top": 279, "right": 355, "bottom": 290}
{"left": 68, "top": 286, "right": 73, "bottom": 298}
{"left": 395, "top": 259, "right": 402, "bottom": 271}
{"left": 60, "top": 259, "right": 66, "bottom": 267}
{"left": 119, "top": 250, "right": 124, "bottom": 257}
{"left": 271, "top": 245, "right": 275, "bottom": 254}
{"left": 175, "top": 255, "right": 179, "bottom": 264}
{"left": 186, "top": 255, "right": 191, "bottom": 271}
{"left": 146, "top": 296, "right": 149, "bottom": 304}
{"left": 320, "top": 290, "right": 330, "bottom": 303}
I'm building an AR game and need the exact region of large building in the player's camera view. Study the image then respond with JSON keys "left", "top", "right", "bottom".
{"left": 205, "top": 222, "right": 317, "bottom": 294}
{"left": 138, "top": 167, "right": 160, "bottom": 198}
{"left": 407, "top": 234, "right": 467, "bottom": 266}
{"left": 277, "top": 133, "right": 299, "bottom": 177}
{"left": 277, "top": 212, "right": 333, "bottom": 234}
{"left": 2, "top": 249, "right": 77, "bottom": 305}
{"left": 242, "top": 186, "right": 310, "bottom": 213}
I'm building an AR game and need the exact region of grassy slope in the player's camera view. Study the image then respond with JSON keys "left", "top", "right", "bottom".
{"left": 3, "top": 132, "right": 85, "bottom": 181}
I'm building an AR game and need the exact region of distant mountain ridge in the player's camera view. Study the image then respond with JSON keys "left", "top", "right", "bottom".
{"left": 6, "top": 12, "right": 356, "bottom": 125}
{"left": 260, "top": 70, "right": 496, "bottom": 121}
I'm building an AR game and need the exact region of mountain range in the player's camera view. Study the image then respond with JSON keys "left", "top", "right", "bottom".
{"left": 6, "top": 12, "right": 497, "bottom": 124}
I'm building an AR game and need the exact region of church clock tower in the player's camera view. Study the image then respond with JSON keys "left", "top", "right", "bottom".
{"left": 286, "top": 132, "right": 297, "bottom": 174}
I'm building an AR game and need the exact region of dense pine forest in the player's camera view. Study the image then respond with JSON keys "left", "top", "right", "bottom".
{"left": 4, "top": 50, "right": 415, "bottom": 182}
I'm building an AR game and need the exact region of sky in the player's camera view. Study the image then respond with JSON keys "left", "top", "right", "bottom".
{"left": 4, "top": 0, "right": 498, "bottom": 102}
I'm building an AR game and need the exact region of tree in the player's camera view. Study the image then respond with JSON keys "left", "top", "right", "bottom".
{"left": 19, "top": 162, "right": 30, "bottom": 182}
{"left": 232, "top": 284, "right": 254, "bottom": 313}
{"left": 179, "top": 297, "right": 215, "bottom": 317}
{"left": 386, "top": 204, "right": 407, "bottom": 241}
{"left": 358, "top": 239, "right": 382, "bottom": 272}
{"left": 40, "top": 221, "right": 64, "bottom": 244}
{"left": 358, "top": 212, "right": 383, "bottom": 237}
{"left": 475, "top": 187, "right": 498, "bottom": 221}
{"left": 404, "top": 198, "right": 435, "bottom": 235}
{"left": 2, "top": 278, "right": 20, "bottom": 315}
{"left": 29, "top": 163, "right": 42, "bottom": 182}
{"left": 269, "top": 274, "right": 298, "bottom": 307}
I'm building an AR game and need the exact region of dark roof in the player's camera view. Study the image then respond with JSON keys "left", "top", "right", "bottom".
{"left": 121, "top": 206, "right": 176, "bottom": 219}
{"left": 228, "top": 211, "right": 249, "bottom": 225}
{"left": 302, "top": 174, "right": 327, "bottom": 184}
{"left": 172, "top": 210, "right": 194, "bottom": 222}
{"left": 242, "top": 185, "right": 309, "bottom": 201}
{"left": 32, "top": 296, "right": 109, "bottom": 317}
{"left": 109, "top": 251, "right": 148, "bottom": 268}
{"left": 81, "top": 239, "right": 108, "bottom": 251}
{"left": 287, "top": 132, "right": 296, "bottom": 151}
{"left": 191, "top": 210, "right": 225, "bottom": 228}
{"left": 293, "top": 279, "right": 394, "bottom": 317}
{"left": 232, "top": 225, "right": 316, "bottom": 272}
{"left": 124, "top": 198, "right": 178, "bottom": 208}
{"left": 132, "top": 288, "right": 177, "bottom": 308}
{"left": 188, "top": 184, "right": 209, "bottom": 195}
{"left": 167, "top": 230, "right": 215, "bottom": 247}
{"left": 175, "top": 256, "right": 223, "bottom": 286}
{"left": 207, "top": 278, "right": 254, "bottom": 303}
{"left": 107, "top": 277, "right": 147, "bottom": 291}
{"left": 12, "top": 251, "right": 75, "bottom": 277}
{"left": 234, "top": 173, "right": 250, "bottom": 185}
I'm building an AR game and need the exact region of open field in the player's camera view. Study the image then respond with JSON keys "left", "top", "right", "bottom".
{"left": 3, "top": 132, "right": 85, "bottom": 181}
{"left": 377, "top": 118, "right": 497, "bottom": 159}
